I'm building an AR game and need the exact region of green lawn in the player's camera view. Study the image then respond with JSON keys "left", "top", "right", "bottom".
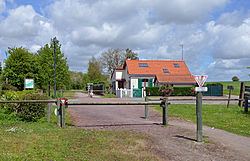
{"left": 0, "top": 106, "right": 159, "bottom": 160}
{"left": 153, "top": 104, "right": 250, "bottom": 137}
{"left": 205, "top": 81, "right": 250, "bottom": 96}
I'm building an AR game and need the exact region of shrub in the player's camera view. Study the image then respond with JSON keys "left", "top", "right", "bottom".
{"left": 0, "top": 90, "right": 46, "bottom": 121}
{"left": 159, "top": 84, "right": 174, "bottom": 97}
{"left": 146, "top": 86, "right": 195, "bottom": 96}
{"left": 16, "top": 93, "right": 47, "bottom": 121}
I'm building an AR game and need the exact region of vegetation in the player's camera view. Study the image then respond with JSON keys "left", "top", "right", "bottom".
{"left": 100, "top": 48, "right": 139, "bottom": 74}
{"left": 146, "top": 87, "right": 194, "bottom": 96}
{"left": 232, "top": 76, "right": 239, "bottom": 81}
{"left": 205, "top": 81, "right": 250, "bottom": 96}
{"left": 153, "top": 104, "right": 250, "bottom": 137}
{"left": 2, "top": 47, "right": 39, "bottom": 91}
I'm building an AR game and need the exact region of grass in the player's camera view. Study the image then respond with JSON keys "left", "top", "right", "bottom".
{"left": 152, "top": 104, "right": 250, "bottom": 137}
{"left": 0, "top": 106, "right": 159, "bottom": 160}
{"left": 102, "top": 93, "right": 116, "bottom": 98}
{"left": 205, "top": 81, "right": 250, "bottom": 96}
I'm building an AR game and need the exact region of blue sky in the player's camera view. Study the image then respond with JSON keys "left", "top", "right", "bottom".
{"left": 0, "top": 0, "right": 250, "bottom": 82}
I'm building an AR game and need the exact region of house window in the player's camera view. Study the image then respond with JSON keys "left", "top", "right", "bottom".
{"left": 142, "top": 79, "right": 149, "bottom": 87}
{"left": 139, "top": 63, "right": 148, "bottom": 67}
{"left": 174, "top": 63, "right": 180, "bottom": 68}
{"left": 118, "top": 81, "right": 124, "bottom": 89}
{"left": 163, "top": 69, "right": 169, "bottom": 73}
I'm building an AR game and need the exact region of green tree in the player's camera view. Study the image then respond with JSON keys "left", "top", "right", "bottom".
{"left": 2, "top": 47, "right": 39, "bottom": 90}
{"left": 232, "top": 76, "right": 239, "bottom": 82}
{"left": 87, "top": 56, "right": 104, "bottom": 83}
{"left": 100, "top": 48, "right": 139, "bottom": 74}
{"left": 37, "top": 37, "right": 70, "bottom": 95}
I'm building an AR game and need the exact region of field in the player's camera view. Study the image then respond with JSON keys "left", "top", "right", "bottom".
{"left": 0, "top": 107, "right": 159, "bottom": 160}
{"left": 205, "top": 81, "right": 250, "bottom": 96}
{"left": 153, "top": 104, "right": 250, "bottom": 136}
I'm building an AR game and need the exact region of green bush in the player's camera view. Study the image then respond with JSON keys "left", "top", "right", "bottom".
{"left": 0, "top": 90, "right": 46, "bottom": 121}
{"left": 17, "top": 93, "right": 47, "bottom": 121}
{"left": 146, "top": 86, "right": 194, "bottom": 96}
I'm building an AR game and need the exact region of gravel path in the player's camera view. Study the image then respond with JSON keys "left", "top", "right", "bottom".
{"left": 68, "top": 93, "right": 250, "bottom": 161}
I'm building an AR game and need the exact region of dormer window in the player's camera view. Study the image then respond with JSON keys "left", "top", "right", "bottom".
{"left": 139, "top": 63, "right": 148, "bottom": 67}
{"left": 174, "top": 63, "right": 180, "bottom": 68}
{"left": 163, "top": 69, "right": 169, "bottom": 73}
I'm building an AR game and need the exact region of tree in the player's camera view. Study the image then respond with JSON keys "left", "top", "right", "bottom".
{"left": 87, "top": 56, "right": 104, "bottom": 83}
{"left": 70, "top": 71, "right": 85, "bottom": 89}
{"left": 2, "top": 47, "right": 39, "bottom": 90}
{"left": 37, "top": 37, "right": 70, "bottom": 95}
{"left": 232, "top": 76, "right": 239, "bottom": 82}
{"left": 100, "top": 48, "right": 139, "bottom": 74}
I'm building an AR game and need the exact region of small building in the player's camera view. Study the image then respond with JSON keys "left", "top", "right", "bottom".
{"left": 111, "top": 60, "right": 195, "bottom": 97}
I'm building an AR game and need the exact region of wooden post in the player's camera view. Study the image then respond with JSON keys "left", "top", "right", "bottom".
{"left": 196, "top": 92, "right": 203, "bottom": 142}
{"left": 227, "top": 89, "right": 232, "bottom": 108}
{"left": 46, "top": 97, "right": 52, "bottom": 122}
{"left": 162, "top": 98, "right": 168, "bottom": 125}
{"left": 244, "top": 96, "right": 248, "bottom": 113}
{"left": 239, "top": 82, "right": 245, "bottom": 107}
{"left": 61, "top": 89, "right": 63, "bottom": 97}
{"left": 57, "top": 98, "right": 61, "bottom": 127}
{"left": 145, "top": 96, "right": 149, "bottom": 119}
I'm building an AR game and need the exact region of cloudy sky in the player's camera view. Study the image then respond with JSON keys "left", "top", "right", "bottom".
{"left": 0, "top": 0, "right": 250, "bottom": 81}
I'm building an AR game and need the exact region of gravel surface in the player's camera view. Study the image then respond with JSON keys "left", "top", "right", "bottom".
{"left": 68, "top": 93, "right": 250, "bottom": 161}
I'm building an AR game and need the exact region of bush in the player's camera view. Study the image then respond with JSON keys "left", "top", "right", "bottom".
{"left": 0, "top": 90, "right": 46, "bottom": 121}
{"left": 159, "top": 84, "right": 173, "bottom": 97}
{"left": 17, "top": 93, "right": 47, "bottom": 121}
{"left": 146, "top": 86, "right": 195, "bottom": 96}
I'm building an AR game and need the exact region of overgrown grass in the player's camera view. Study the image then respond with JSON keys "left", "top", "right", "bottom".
{"left": 152, "top": 104, "right": 250, "bottom": 137}
{"left": 0, "top": 106, "right": 159, "bottom": 160}
{"left": 205, "top": 81, "right": 250, "bottom": 96}
{"left": 101, "top": 94, "right": 116, "bottom": 98}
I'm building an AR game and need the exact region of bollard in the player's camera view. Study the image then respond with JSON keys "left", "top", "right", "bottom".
{"left": 61, "top": 103, "right": 66, "bottom": 128}
{"left": 161, "top": 98, "right": 168, "bottom": 125}
{"left": 145, "top": 96, "right": 149, "bottom": 119}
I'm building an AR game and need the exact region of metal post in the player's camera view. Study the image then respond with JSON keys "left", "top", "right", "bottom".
{"left": 53, "top": 38, "right": 57, "bottom": 99}
{"left": 196, "top": 92, "right": 203, "bottom": 142}
{"left": 145, "top": 96, "right": 148, "bottom": 119}
{"left": 61, "top": 103, "right": 65, "bottom": 128}
{"left": 57, "top": 98, "right": 61, "bottom": 127}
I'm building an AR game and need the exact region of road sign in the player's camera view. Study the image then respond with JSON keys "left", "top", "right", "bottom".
{"left": 195, "top": 75, "right": 208, "bottom": 87}
{"left": 59, "top": 98, "right": 68, "bottom": 106}
{"left": 24, "top": 78, "right": 34, "bottom": 89}
{"left": 195, "top": 87, "right": 208, "bottom": 92}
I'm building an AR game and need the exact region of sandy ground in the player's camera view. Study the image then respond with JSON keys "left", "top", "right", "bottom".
{"left": 68, "top": 93, "right": 250, "bottom": 161}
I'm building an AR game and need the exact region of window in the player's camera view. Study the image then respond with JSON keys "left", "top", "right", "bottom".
{"left": 139, "top": 63, "right": 148, "bottom": 67}
{"left": 174, "top": 63, "right": 180, "bottom": 68}
{"left": 142, "top": 79, "right": 149, "bottom": 87}
{"left": 163, "top": 69, "right": 169, "bottom": 73}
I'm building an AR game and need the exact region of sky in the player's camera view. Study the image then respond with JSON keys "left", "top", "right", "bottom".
{"left": 0, "top": 0, "right": 250, "bottom": 82}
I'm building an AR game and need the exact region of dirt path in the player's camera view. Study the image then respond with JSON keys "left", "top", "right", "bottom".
{"left": 68, "top": 93, "right": 250, "bottom": 161}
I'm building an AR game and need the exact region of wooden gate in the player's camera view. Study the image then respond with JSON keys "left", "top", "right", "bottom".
{"left": 133, "top": 88, "right": 142, "bottom": 97}
{"left": 239, "top": 82, "right": 250, "bottom": 113}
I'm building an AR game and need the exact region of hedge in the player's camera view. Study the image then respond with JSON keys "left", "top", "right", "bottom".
{"left": 0, "top": 90, "right": 47, "bottom": 121}
{"left": 146, "top": 87, "right": 195, "bottom": 96}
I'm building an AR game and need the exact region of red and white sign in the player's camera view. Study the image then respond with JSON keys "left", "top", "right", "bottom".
{"left": 195, "top": 75, "right": 208, "bottom": 87}
{"left": 59, "top": 98, "right": 68, "bottom": 106}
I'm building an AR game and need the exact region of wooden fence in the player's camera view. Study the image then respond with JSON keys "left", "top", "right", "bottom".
{"left": 239, "top": 82, "right": 250, "bottom": 113}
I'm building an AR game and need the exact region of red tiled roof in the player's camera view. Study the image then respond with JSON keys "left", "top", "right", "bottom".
{"left": 156, "top": 74, "right": 195, "bottom": 84}
{"left": 125, "top": 60, "right": 192, "bottom": 75}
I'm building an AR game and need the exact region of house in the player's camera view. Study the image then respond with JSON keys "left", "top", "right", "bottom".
{"left": 111, "top": 60, "right": 195, "bottom": 97}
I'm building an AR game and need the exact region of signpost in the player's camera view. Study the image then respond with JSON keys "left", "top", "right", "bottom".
{"left": 194, "top": 75, "right": 208, "bottom": 142}
{"left": 57, "top": 98, "right": 68, "bottom": 128}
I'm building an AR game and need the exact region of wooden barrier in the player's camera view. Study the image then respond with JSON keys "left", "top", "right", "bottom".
{"left": 239, "top": 82, "right": 250, "bottom": 113}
